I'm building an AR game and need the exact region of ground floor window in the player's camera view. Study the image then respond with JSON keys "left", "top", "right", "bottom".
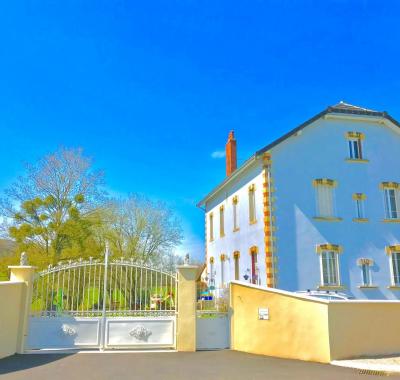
{"left": 209, "top": 257, "right": 215, "bottom": 287}
{"left": 391, "top": 252, "right": 400, "bottom": 286}
{"left": 220, "top": 254, "right": 227, "bottom": 287}
{"left": 317, "top": 244, "right": 342, "bottom": 286}
{"left": 250, "top": 246, "right": 258, "bottom": 285}
{"left": 233, "top": 251, "right": 240, "bottom": 281}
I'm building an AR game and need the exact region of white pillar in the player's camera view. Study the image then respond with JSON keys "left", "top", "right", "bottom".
{"left": 176, "top": 265, "right": 199, "bottom": 352}
{"left": 8, "top": 266, "right": 36, "bottom": 353}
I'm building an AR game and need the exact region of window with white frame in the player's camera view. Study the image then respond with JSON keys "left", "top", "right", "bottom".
{"left": 232, "top": 196, "right": 239, "bottom": 231}
{"left": 353, "top": 193, "right": 366, "bottom": 219}
{"left": 250, "top": 246, "right": 259, "bottom": 285}
{"left": 219, "top": 206, "right": 225, "bottom": 237}
{"left": 313, "top": 179, "right": 337, "bottom": 218}
{"left": 209, "top": 257, "right": 215, "bottom": 287}
{"left": 233, "top": 251, "right": 240, "bottom": 281}
{"left": 357, "top": 258, "right": 373, "bottom": 286}
{"left": 346, "top": 132, "right": 364, "bottom": 160}
{"left": 382, "top": 183, "right": 400, "bottom": 220}
{"left": 220, "top": 254, "right": 226, "bottom": 287}
{"left": 317, "top": 244, "right": 341, "bottom": 286}
{"left": 248, "top": 184, "right": 256, "bottom": 223}
{"left": 391, "top": 252, "right": 400, "bottom": 286}
{"left": 387, "top": 246, "right": 400, "bottom": 286}
{"left": 209, "top": 213, "right": 214, "bottom": 241}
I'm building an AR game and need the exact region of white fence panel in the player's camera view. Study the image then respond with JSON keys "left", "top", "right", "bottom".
{"left": 27, "top": 317, "right": 101, "bottom": 350}
{"left": 105, "top": 317, "right": 175, "bottom": 348}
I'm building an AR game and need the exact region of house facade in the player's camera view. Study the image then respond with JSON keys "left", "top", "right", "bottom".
{"left": 198, "top": 102, "right": 400, "bottom": 300}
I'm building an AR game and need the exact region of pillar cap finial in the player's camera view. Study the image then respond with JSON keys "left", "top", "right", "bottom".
{"left": 20, "top": 252, "right": 28, "bottom": 266}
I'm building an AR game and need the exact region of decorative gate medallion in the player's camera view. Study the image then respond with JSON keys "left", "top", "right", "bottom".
{"left": 61, "top": 324, "right": 77, "bottom": 336}
{"left": 129, "top": 325, "right": 152, "bottom": 341}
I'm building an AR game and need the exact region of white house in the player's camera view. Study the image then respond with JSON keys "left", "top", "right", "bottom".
{"left": 198, "top": 102, "right": 400, "bottom": 300}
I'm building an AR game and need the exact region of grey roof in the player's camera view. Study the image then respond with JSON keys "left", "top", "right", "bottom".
{"left": 330, "top": 101, "right": 379, "bottom": 113}
{"left": 197, "top": 102, "right": 399, "bottom": 207}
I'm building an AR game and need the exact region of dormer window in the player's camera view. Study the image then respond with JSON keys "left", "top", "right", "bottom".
{"left": 346, "top": 132, "right": 367, "bottom": 162}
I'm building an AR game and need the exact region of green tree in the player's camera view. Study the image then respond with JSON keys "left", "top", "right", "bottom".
{"left": 9, "top": 194, "right": 96, "bottom": 263}
{"left": 1, "top": 148, "right": 105, "bottom": 264}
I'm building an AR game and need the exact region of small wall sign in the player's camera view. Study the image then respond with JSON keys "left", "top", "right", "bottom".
{"left": 258, "top": 308, "right": 269, "bottom": 320}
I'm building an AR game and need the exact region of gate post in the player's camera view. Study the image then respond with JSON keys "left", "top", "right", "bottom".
{"left": 8, "top": 265, "right": 36, "bottom": 354}
{"left": 176, "top": 265, "right": 199, "bottom": 352}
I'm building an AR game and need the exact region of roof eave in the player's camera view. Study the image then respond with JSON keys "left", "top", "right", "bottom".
{"left": 383, "top": 113, "right": 400, "bottom": 129}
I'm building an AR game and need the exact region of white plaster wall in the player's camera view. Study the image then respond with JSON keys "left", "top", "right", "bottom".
{"left": 271, "top": 113, "right": 400, "bottom": 299}
{"left": 205, "top": 162, "right": 265, "bottom": 288}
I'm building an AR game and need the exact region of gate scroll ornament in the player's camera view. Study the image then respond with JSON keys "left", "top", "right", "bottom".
{"left": 30, "top": 250, "right": 177, "bottom": 319}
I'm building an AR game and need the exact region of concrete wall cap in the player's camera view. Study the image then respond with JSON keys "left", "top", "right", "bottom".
{"left": 176, "top": 265, "right": 199, "bottom": 269}
{"left": 230, "top": 281, "right": 330, "bottom": 304}
{"left": 0, "top": 281, "right": 24, "bottom": 286}
{"left": 230, "top": 281, "right": 400, "bottom": 304}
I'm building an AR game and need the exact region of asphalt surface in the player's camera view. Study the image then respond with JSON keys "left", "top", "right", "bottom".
{"left": 0, "top": 350, "right": 398, "bottom": 380}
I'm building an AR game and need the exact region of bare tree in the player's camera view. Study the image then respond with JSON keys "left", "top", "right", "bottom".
{"left": 1, "top": 147, "right": 105, "bottom": 217}
{"left": 101, "top": 195, "right": 183, "bottom": 265}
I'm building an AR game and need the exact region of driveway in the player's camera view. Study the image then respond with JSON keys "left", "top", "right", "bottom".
{"left": 0, "top": 350, "right": 398, "bottom": 380}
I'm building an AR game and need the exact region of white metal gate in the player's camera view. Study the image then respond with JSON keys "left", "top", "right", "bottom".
{"left": 196, "top": 287, "right": 230, "bottom": 350}
{"left": 196, "top": 312, "right": 230, "bottom": 350}
{"left": 26, "top": 249, "right": 177, "bottom": 351}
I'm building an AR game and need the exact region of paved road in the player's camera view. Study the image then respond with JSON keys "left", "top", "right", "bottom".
{"left": 0, "top": 350, "right": 398, "bottom": 380}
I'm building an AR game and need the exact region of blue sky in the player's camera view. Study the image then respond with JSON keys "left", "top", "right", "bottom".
{"left": 0, "top": 1, "right": 399, "bottom": 260}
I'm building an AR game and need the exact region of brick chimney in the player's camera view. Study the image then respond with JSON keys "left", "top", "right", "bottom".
{"left": 226, "top": 130, "right": 237, "bottom": 177}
